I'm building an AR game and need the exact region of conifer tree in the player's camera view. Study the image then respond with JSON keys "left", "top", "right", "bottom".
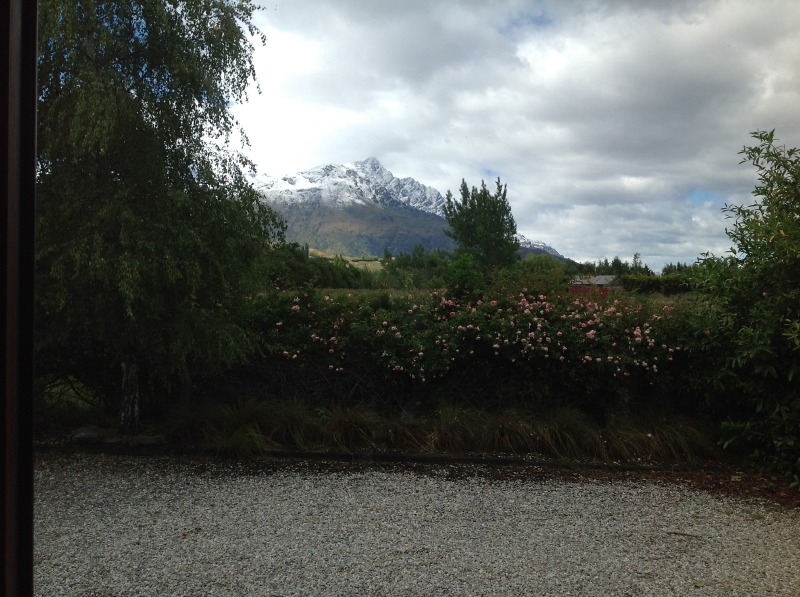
{"left": 442, "top": 178, "right": 520, "bottom": 269}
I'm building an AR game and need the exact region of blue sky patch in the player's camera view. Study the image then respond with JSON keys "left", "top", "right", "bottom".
{"left": 688, "top": 188, "right": 724, "bottom": 204}
{"left": 499, "top": 8, "right": 553, "bottom": 38}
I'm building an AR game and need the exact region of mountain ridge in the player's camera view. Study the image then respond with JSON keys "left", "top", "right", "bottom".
{"left": 253, "top": 159, "right": 564, "bottom": 259}
{"left": 253, "top": 157, "right": 447, "bottom": 216}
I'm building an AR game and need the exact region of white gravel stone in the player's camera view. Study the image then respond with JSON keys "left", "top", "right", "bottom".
{"left": 34, "top": 453, "right": 800, "bottom": 596}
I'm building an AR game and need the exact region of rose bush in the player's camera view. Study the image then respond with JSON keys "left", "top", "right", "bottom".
{"left": 244, "top": 285, "right": 693, "bottom": 418}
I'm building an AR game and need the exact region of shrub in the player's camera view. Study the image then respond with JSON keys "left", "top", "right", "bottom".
{"left": 695, "top": 130, "right": 800, "bottom": 480}
{"left": 513, "top": 253, "right": 571, "bottom": 294}
{"left": 244, "top": 284, "right": 690, "bottom": 418}
{"left": 620, "top": 273, "right": 690, "bottom": 295}
{"left": 261, "top": 244, "right": 376, "bottom": 289}
{"left": 445, "top": 253, "right": 486, "bottom": 299}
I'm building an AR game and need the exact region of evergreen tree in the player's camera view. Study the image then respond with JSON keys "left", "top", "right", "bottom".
{"left": 610, "top": 256, "right": 627, "bottom": 276}
{"left": 442, "top": 178, "right": 520, "bottom": 269}
{"left": 631, "top": 252, "right": 653, "bottom": 275}
{"left": 661, "top": 262, "right": 689, "bottom": 275}
{"left": 35, "top": 0, "right": 285, "bottom": 431}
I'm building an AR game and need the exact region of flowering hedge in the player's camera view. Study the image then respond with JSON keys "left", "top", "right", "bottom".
{"left": 245, "top": 286, "right": 696, "bottom": 415}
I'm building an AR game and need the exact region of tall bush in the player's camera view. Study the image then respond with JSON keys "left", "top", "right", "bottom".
{"left": 695, "top": 130, "right": 800, "bottom": 479}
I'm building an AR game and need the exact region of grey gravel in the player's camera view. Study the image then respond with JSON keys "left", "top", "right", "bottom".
{"left": 35, "top": 453, "right": 800, "bottom": 596}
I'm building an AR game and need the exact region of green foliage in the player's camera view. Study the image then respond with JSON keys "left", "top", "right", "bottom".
{"left": 366, "top": 291, "right": 393, "bottom": 312}
{"left": 35, "top": 0, "right": 285, "bottom": 423}
{"left": 262, "top": 245, "right": 375, "bottom": 289}
{"left": 35, "top": 376, "right": 113, "bottom": 431}
{"left": 310, "top": 256, "right": 375, "bottom": 289}
{"left": 661, "top": 261, "right": 691, "bottom": 276}
{"left": 443, "top": 178, "right": 520, "bottom": 270}
{"left": 569, "top": 255, "right": 693, "bottom": 296}
{"left": 572, "top": 253, "right": 655, "bottom": 276}
{"left": 244, "top": 285, "right": 691, "bottom": 420}
{"left": 695, "top": 130, "right": 800, "bottom": 478}
{"left": 445, "top": 253, "right": 485, "bottom": 299}
{"left": 513, "top": 253, "right": 571, "bottom": 294}
{"left": 619, "top": 273, "right": 690, "bottom": 295}
{"left": 378, "top": 245, "right": 450, "bottom": 289}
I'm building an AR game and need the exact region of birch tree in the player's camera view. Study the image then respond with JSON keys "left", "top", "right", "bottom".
{"left": 35, "top": 0, "right": 285, "bottom": 432}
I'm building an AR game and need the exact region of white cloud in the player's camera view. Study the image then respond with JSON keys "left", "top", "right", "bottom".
{"left": 229, "top": 27, "right": 365, "bottom": 175}
{"left": 232, "top": 0, "right": 800, "bottom": 270}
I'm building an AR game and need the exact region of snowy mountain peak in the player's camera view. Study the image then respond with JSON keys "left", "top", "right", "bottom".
{"left": 252, "top": 158, "right": 447, "bottom": 216}
{"left": 515, "top": 234, "right": 564, "bottom": 259}
{"left": 352, "top": 156, "right": 387, "bottom": 175}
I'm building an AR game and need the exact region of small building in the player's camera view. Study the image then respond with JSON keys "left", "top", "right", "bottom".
{"left": 569, "top": 275, "right": 621, "bottom": 297}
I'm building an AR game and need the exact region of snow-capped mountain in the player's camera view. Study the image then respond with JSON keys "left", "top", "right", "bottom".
{"left": 515, "top": 234, "right": 565, "bottom": 260}
{"left": 253, "top": 157, "right": 446, "bottom": 216}
{"left": 252, "top": 158, "right": 564, "bottom": 259}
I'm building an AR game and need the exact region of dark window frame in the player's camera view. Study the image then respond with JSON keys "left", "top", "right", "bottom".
{"left": 2, "top": 0, "right": 38, "bottom": 595}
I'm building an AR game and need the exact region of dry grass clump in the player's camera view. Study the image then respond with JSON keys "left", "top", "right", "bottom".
{"left": 160, "top": 404, "right": 220, "bottom": 447}
{"left": 528, "top": 407, "right": 606, "bottom": 460}
{"left": 204, "top": 424, "right": 280, "bottom": 458}
{"left": 264, "top": 398, "right": 322, "bottom": 448}
{"left": 319, "top": 404, "right": 387, "bottom": 452}
{"left": 384, "top": 417, "right": 430, "bottom": 452}
{"left": 427, "top": 404, "right": 484, "bottom": 453}
{"left": 162, "top": 396, "right": 716, "bottom": 465}
{"left": 167, "top": 398, "right": 320, "bottom": 456}
{"left": 426, "top": 404, "right": 608, "bottom": 459}
{"left": 471, "top": 409, "right": 540, "bottom": 454}
{"left": 198, "top": 399, "right": 279, "bottom": 457}
{"left": 601, "top": 412, "right": 715, "bottom": 464}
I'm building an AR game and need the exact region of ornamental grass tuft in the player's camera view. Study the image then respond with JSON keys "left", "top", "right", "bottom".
{"left": 152, "top": 395, "right": 717, "bottom": 464}
{"left": 320, "top": 403, "right": 386, "bottom": 452}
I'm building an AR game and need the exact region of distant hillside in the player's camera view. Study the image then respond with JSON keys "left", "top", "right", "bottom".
{"left": 519, "top": 246, "right": 563, "bottom": 261}
{"left": 273, "top": 200, "right": 455, "bottom": 257}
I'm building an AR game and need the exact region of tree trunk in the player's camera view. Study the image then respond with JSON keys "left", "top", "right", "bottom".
{"left": 120, "top": 351, "right": 139, "bottom": 434}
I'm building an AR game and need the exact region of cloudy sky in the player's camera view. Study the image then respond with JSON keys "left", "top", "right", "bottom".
{"left": 230, "top": 0, "right": 800, "bottom": 269}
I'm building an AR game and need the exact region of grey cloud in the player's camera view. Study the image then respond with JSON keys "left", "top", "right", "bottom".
{"left": 265, "top": 0, "right": 528, "bottom": 105}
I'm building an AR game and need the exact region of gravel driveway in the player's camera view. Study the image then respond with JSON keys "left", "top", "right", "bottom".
{"left": 34, "top": 453, "right": 800, "bottom": 596}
